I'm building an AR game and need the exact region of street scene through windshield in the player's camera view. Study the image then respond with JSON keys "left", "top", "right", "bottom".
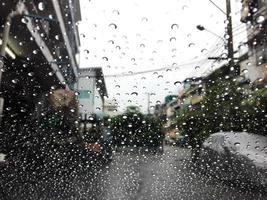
{"left": 0, "top": 0, "right": 266, "bottom": 199}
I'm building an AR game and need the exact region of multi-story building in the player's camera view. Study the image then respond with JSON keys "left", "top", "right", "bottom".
{"left": 0, "top": 0, "right": 81, "bottom": 150}
{"left": 179, "top": 77, "right": 204, "bottom": 113}
{"left": 77, "top": 68, "right": 107, "bottom": 119}
{"left": 240, "top": 0, "right": 267, "bottom": 87}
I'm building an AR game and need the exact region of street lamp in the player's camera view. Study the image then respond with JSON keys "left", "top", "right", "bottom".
{"left": 196, "top": 25, "right": 226, "bottom": 44}
{"left": 197, "top": 0, "right": 236, "bottom": 75}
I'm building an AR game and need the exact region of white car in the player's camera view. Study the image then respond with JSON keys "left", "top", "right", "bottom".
{"left": 198, "top": 132, "right": 267, "bottom": 188}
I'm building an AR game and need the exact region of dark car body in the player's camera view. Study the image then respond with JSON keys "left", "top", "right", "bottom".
{"left": 197, "top": 132, "right": 267, "bottom": 188}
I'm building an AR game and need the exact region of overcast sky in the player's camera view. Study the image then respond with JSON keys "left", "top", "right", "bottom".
{"left": 78, "top": 0, "right": 247, "bottom": 113}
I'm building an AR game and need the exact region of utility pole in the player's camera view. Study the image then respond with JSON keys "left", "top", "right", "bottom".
{"left": 147, "top": 93, "right": 150, "bottom": 114}
{"left": 226, "top": 0, "right": 235, "bottom": 74}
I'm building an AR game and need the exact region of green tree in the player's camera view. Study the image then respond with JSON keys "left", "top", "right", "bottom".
{"left": 109, "top": 106, "right": 164, "bottom": 147}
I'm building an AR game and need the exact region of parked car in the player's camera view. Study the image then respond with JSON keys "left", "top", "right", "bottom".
{"left": 197, "top": 132, "right": 267, "bottom": 188}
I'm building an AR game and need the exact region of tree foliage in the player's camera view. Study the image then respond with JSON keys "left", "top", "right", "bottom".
{"left": 109, "top": 106, "right": 164, "bottom": 147}
{"left": 176, "top": 75, "right": 267, "bottom": 148}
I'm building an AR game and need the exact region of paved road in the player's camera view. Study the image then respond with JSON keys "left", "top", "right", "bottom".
{"left": 1, "top": 146, "right": 266, "bottom": 200}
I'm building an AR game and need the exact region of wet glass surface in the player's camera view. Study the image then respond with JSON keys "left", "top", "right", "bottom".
{"left": 0, "top": 0, "right": 266, "bottom": 199}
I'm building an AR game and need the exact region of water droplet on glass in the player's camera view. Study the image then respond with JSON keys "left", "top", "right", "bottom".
{"left": 84, "top": 49, "right": 89, "bottom": 54}
{"left": 21, "top": 17, "right": 28, "bottom": 24}
{"left": 170, "top": 37, "right": 176, "bottom": 42}
{"left": 115, "top": 85, "right": 120, "bottom": 88}
{"left": 28, "top": 72, "right": 34, "bottom": 76}
{"left": 174, "top": 81, "right": 181, "bottom": 85}
{"left": 131, "top": 92, "right": 138, "bottom": 96}
{"left": 242, "top": 69, "right": 248, "bottom": 74}
{"left": 140, "top": 44, "right": 145, "bottom": 48}
{"left": 256, "top": 16, "right": 264, "bottom": 23}
{"left": 113, "top": 10, "right": 120, "bottom": 15}
{"left": 12, "top": 79, "right": 18, "bottom": 84}
{"left": 158, "top": 75, "right": 163, "bottom": 78}
{"left": 182, "top": 5, "right": 188, "bottom": 10}
{"left": 141, "top": 17, "right": 148, "bottom": 22}
{"left": 201, "top": 48, "right": 207, "bottom": 53}
{"left": 188, "top": 43, "right": 195, "bottom": 47}
{"left": 102, "top": 56, "right": 108, "bottom": 61}
{"left": 109, "top": 23, "right": 117, "bottom": 29}
{"left": 234, "top": 142, "right": 241, "bottom": 147}
{"left": 55, "top": 35, "right": 60, "bottom": 40}
{"left": 38, "top": 2, "right": 45, "bottom": 11}
{"left": 171, "top": 24, "right": 179, "bottom": 30}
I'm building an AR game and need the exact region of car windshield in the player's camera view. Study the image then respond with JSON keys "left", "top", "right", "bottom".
{"left": 0, "top": 0, "right": 267, "bottom": 199}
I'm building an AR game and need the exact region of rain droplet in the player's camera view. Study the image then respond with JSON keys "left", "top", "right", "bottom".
{"left": 158, "top": 75, "right": 163, "bottom": 78}
{"left": 195, "top": 66, "right": 200, "bottom": 70}
{"left": 141, "top": 17, "right": 148, "bottom": 22}
{"left": 115, "top": 85, "right": 120, "bottom": 88}
{"left": 256, "top": 16, "right": 264, "bottom": 23}
{"left": 201, "top": 48, "right": 207, "bottom": 53}
{"left": 174, "top": 81, "right": 181, "bottom": 85}
{"left": 21, "top": 17, "right": 28, "bottom": 24}
{"left": 234, "top": 142, "right": 241, "bottom": 147}
{"left": 12, "top": 79, "right": 18, "bottom": 84}
{"left": 122, "top": 115, "right": 127, "bottom": 119}
{"left": 170, "top": 37, "right": 176, "bottom": 42}
{"left": 84, "top": 49, "right": 89, "bottom": 54}
{"left": 109, "top": 23, "right": 117, "bottom": 29}
{"left": 55, "top": 35, "right": 60, "bottom": 40}
{"left": 113, "top": 10, "right": 120, "bottom": 15}
{"left": 38, "top": 2, "right": 45, "bottom": 11}
{"left": 242, "top": 69, "right": 248, "bottom": 74}
{"left": 140, "top": 43, "right": 145, "bottom": 48}
{"left": 28, "top": 72, "right": 34, "bottom": 76}
{"left": 102, "top": 57, "right": 108, "bottom": 61}
{"left": 131, "top": 92, "right": 138, "bottom": 96}
{"left": 188, "top": 43, "right": 195, "bottom": 47}
{"left": 33, "top": 50, "right": 38, "bottom": 54}
{"left": 182, "top": 5, "right": 188, "bottom": 10}
{"left": 108, "top": 40, "right": 114, "bottom": 44}
{"left": 171, "top": 24, "right": 179, "bottom": 30}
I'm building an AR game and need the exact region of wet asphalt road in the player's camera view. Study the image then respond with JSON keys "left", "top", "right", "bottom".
{"left": 1, "top": 146, "right": 266, "bottom": 200}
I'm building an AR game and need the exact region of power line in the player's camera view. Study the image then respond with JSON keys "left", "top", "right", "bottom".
{"left": 208, "top": 0, "right": 227, "bottom": 15}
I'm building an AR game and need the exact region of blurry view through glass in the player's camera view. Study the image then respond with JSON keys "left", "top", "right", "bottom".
{"left": 0, "top": 0, "right": 266, "bottom": 199}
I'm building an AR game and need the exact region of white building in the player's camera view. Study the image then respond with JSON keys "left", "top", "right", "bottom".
{"left": 76, "top": 68, "right": 107, "bottom": 119}
{"left": 103, "top": 99, "right": 118, "bottom": 117}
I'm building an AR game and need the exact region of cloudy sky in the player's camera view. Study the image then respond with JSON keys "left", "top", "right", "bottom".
{"left": 78, "top": 0, "right": 247, "bottom": 113}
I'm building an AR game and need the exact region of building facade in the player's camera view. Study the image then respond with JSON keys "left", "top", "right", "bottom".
{"left": 0, "top": 0, "right": 81, "bottom": 151}
{"left": 77, "top": 68, "right": 107, "bottom": 119}
{"left": 240, "top": 0, "right": 267, "bottom": 86}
